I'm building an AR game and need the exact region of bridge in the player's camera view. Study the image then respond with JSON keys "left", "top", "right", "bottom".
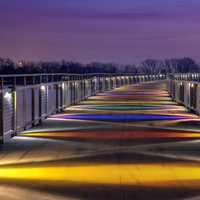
{"left": 1, "top": 73, "right": 200, "bottom": 199}
{"left": 0, "top": 73, "right": 164, "bottom": 143}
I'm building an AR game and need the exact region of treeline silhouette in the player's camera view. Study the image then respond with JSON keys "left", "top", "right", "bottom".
{"left": 0, "top": 57, "right": 199, "bottom": 74}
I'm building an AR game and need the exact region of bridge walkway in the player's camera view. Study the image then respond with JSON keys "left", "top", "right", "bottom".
{"left": 1, "top": 81, "right": 200, "bottom": 199}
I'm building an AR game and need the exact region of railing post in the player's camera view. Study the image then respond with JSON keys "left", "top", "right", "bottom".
{"left": 0, "top": 77, "right": 4, "bottom": 144}
{"left": 13, "top": 77, "right": 17, "bottom": 135}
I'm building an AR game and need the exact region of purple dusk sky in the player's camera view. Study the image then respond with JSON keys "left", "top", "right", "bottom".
{"left": 0, "top": 0, "right": 200, "bottom": 63}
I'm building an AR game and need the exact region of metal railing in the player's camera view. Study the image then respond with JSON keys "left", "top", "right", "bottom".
{"left": 0, "top": 73, "right": 166, "bottom": 88}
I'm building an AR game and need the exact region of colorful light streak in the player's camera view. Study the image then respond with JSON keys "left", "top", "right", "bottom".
{"left": 1, "top": 163, "right": 200, "bottom": 188}
{"left": 50, "top": 114, "right": 193, "bottom": 122}
{"left": 99, "top": 91, "right": 169, "bottom": 96}
{"left": 90, "top": 96, "right": 171, "bottom": 101}
{"left": 69, "top": 104, "right": 187, "bottom": 112}
{"left": 81, "top": 101, "right": 178, "bottom": 106}
{"left": 20, "top": 130, "right": 200, "bottom": 140}
{"left": 81, "top": 105, "right": 182, "bottom": 111}
{"left": 90, "top": 95, "right": 170, "bottom": 101}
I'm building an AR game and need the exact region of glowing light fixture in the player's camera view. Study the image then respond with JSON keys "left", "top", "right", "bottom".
{"left": 4, "top": 91, "right": 12, "bottom": 101}
{"left": 40, "top": 85, "right": 46, "bottom": 91}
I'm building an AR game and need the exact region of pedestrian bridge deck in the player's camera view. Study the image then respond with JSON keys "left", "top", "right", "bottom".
{"left": 1, "top": 81, "right": 200, "bottom": 200}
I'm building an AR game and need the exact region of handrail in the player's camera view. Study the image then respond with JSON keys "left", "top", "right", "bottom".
{"left": 0, "top": 73, "right": 166, "bottom": 89}
{"left": 0, "top": 73, "right": 166, "bottom": 78}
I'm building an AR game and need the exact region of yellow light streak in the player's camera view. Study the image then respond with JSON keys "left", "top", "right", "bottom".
{"left": 1, "top": 163, "right": 200, "bottom": 187}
